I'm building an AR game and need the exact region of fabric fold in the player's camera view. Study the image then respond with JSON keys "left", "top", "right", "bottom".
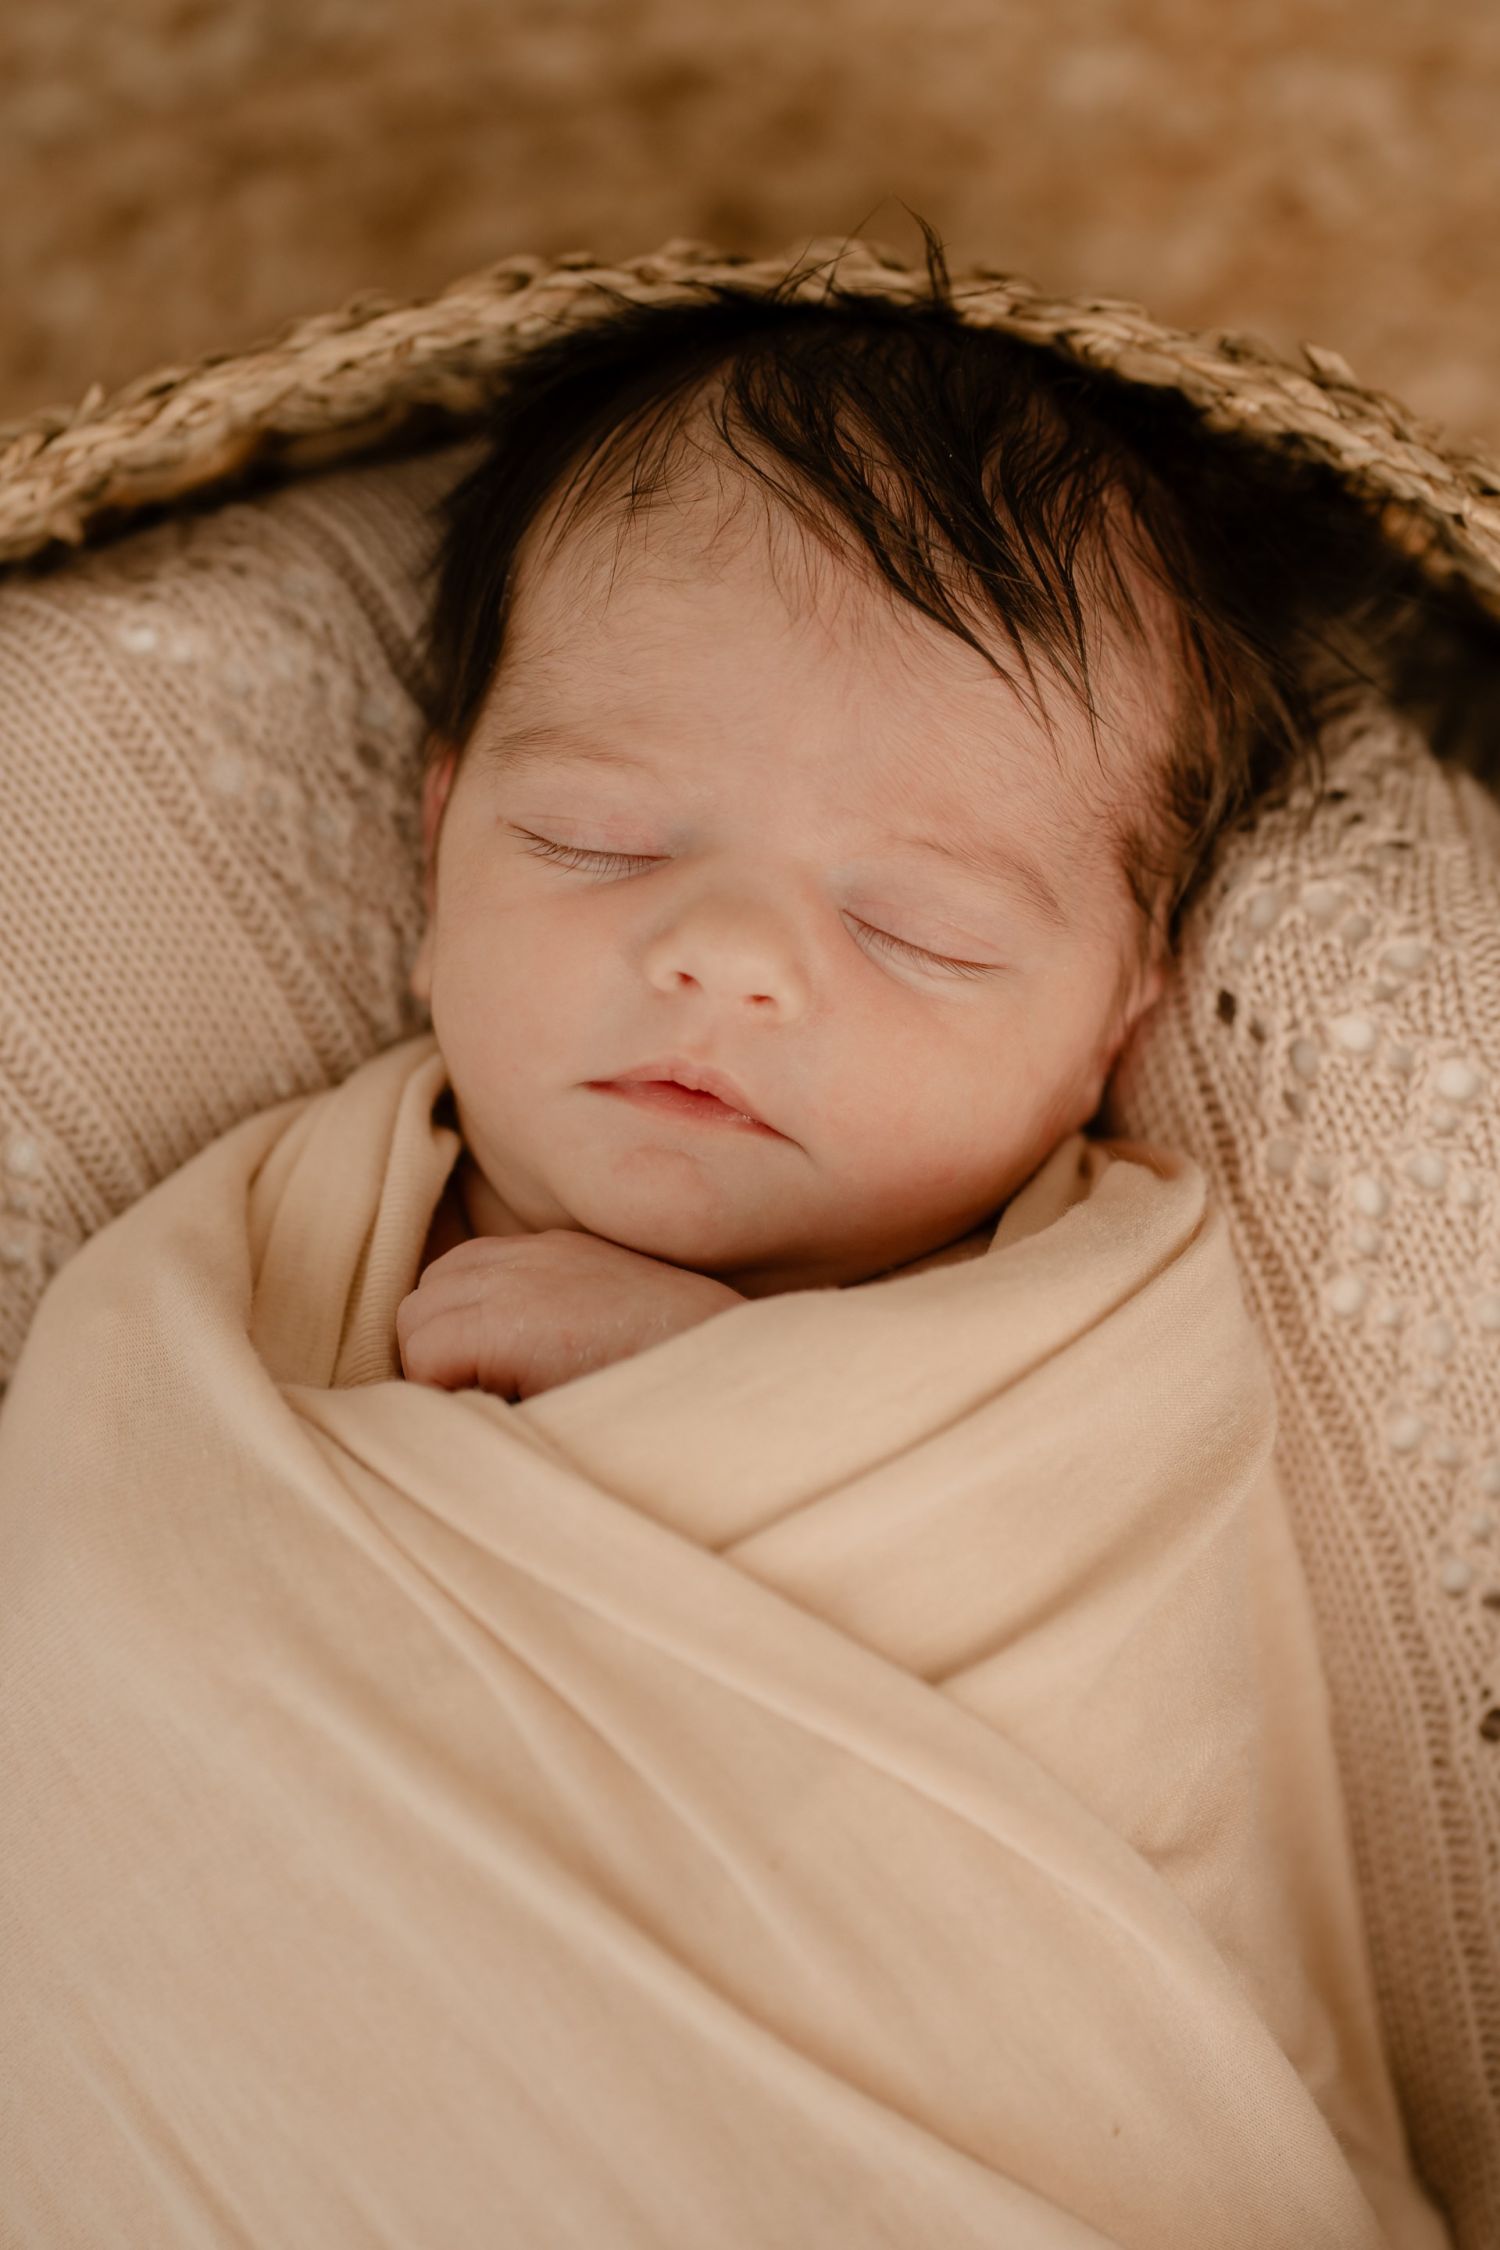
{"left": 0, "top": 1031, "right": 1447, "bottom": 2249}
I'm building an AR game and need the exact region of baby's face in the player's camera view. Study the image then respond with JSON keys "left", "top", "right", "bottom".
{"left": 411, "top": 473, "right": 1170, "bottom": 1296}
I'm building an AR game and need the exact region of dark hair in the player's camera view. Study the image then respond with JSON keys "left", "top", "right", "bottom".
{"left": 413, "top": 226, "right": 1424, "bottom": 995}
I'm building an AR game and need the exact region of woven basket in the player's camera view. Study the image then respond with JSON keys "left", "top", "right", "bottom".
{"left": 5, "top": 233, "right": 1500, "bottom": 634}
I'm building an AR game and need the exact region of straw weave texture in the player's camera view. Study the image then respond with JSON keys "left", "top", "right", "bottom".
{"left": 3, "top": 238, "right": 1500, "bottom": 632}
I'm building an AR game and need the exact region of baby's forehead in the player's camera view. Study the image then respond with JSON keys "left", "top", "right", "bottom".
{"left": 530, "top": 447, "right": 1165, "bottom": 678}
{"left": 503, "top": 431, "right": 1181, "bottom": 841}
{"left": 487, "top": 551, "right": 1156, "bottom": 965}
{"left": 525, "top": 553, "right": 1162, "bottom": 831}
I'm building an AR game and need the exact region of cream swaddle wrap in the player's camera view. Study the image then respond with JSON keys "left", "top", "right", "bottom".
{"left": 0, "top": 1031, "right": 1445, "bottom": 2248}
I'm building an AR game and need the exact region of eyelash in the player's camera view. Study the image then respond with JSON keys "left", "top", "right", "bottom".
{"left": 515, "top": 832, "right": 995, "bottom": 980}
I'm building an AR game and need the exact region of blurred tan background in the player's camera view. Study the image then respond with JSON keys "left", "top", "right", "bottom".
{"left": 3, "top": 0, "right": 1496, "bottom": 455}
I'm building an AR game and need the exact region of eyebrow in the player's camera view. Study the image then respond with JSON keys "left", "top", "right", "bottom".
{"left": 480, "top": 723, "right": 1071, "bottom": 931}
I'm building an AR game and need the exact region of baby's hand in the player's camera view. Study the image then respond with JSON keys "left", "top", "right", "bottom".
{"left": 396, "top": 1228, "right": 745, "bottom": 1402}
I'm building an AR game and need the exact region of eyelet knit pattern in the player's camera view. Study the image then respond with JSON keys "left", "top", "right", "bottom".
{"left": 1108, "top": 697, "right": 1500, "bottom": 2243}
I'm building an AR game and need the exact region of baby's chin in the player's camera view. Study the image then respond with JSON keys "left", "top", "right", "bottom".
{"left": 454, "top": 1158, "right": 880, "bottom": 1296}
{"left": 452, "top": 1098, "right": 1024, "bottom": 1294}
{"left": 562, "top": 1204, "right": 822, "bottom": 1297}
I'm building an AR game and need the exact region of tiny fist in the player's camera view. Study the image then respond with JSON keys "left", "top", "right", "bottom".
{"left": 392, "top": 1229, "right": 744, "bottom": 1400}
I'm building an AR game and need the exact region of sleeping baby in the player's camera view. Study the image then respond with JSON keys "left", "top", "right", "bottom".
{"left": 394, "top": 242, "right": 1361, "bottom": 1403}
{"left": 2, "top": 243, "right": 1451, "bottom": 2249}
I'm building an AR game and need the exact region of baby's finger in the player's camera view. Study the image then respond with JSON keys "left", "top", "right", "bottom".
{"left": 419, "top": 1235, "right": 519, "bottom": 1280}
{"left": 398, "top": 1295, "right": 511, "bottom": 1395}
{"left": 395, "top": 1264, "right": 498, "bottom": 1354}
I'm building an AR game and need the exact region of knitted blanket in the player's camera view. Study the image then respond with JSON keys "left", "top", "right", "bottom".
{"left": 0, "top": 1031, "right": 1447, "bottom": 2248}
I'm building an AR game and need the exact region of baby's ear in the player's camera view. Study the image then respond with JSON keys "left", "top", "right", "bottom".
{"left": 1135, "top": 951, "right": 1170, "bottom": 1020}
{"left": 409, "top": 740, "right": 461, "bottom": 1009}
{"left": 418, "top": 738, "right": 461, "bottom": 897}
{"left": 1090, "top": 947, "right": 1172, "bottom": 1110}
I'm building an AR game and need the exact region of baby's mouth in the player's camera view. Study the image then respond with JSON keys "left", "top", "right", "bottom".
{"left": 590, "top": 1080, "right": 782, "bottom": 1135}
{"left": 652, "top": 1082, "right": 731, "bottom": 1110}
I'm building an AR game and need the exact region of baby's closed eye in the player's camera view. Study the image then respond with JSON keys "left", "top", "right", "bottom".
{"left": 512, "top": 828, "right": 1004, "bottom": 980}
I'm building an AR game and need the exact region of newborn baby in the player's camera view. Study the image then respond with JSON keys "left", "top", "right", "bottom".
{"left": 395, "top": 253, "right": 1329, "bottom": 1402}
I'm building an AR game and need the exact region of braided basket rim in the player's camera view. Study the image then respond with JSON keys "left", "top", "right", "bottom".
{"left": 4, "top": 232, "right": 1500, "bottom": 632}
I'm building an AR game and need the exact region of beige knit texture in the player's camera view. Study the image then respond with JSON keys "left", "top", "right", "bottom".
{"left": 1, "top": 445, "right": 1496, "bottom": 2241}
{"left": 0, "top": 441, "right": 470, "bottom": 1370}
{"left": 1108, "top": 704, "right": 1500, "bottom": 2241}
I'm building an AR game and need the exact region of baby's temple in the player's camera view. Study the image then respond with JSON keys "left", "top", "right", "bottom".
{"left": 1, "top": 234, "right": 1498, "bottom": 2249}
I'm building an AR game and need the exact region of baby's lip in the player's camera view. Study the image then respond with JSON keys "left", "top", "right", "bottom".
{"left": 600, "top": 1057, "right": 766, "bottom": 1125}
